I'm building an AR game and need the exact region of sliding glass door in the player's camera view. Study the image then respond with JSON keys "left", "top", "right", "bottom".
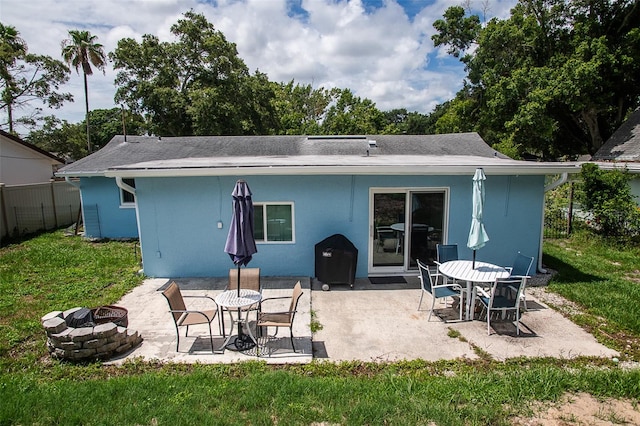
{"left": 372, "top": 192, "right": 405, "bottom": 269}
{"left": 371, "top": 189, "right": 447, "bottom": 273}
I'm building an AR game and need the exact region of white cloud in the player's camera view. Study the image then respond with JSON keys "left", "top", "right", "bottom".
{"left": 0, "top": 0, "right": 517, "bottom": 135}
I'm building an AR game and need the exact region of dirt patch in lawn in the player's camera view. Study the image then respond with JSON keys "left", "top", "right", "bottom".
{"left": 513, "top": 392, "right": 640, "bottom": 425}
{"left": 517, "top": 277, "right": 640, "bottom": 424}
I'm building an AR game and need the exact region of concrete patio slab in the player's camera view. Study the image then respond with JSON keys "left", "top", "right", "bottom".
{"left": 310, "top": 280, "right": 476, "bottom": 362}
{"left": 447, "top": 298, "right": 619, "bottom": 361}
{"left": 108, "top": 277, "right": 313, "bottom": 365}
{"left": 108, "top": 275, "right": 618, "bottom": 365}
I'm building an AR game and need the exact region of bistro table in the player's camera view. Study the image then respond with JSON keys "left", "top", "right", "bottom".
{"left": 438, "top": 260, "right": 509, "bottom": 320}
{"left": 214, "top": 289, "right": 262, "bottom": 351}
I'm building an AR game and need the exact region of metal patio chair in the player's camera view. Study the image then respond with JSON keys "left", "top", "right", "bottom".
{"left": 161, "top": 281, "right": 221, "bottom": 353}
{"left": 375, "top": 226, "right": 396, "bottom": 252}
{"left": 417, "top": 259, "right": 464, "bottom": 321}
{"left": 257, "top": 281, "right": 303, "bottom": 355}
{"left": 435, "top": 243, "right": 459, "bottom": 285}
{"left": 223, "top": 267, "right": 261, "bottom": 336}
{"left": 474, "top": 277, "right": 527, "bottom": 335}
{"left": 505, "top": 252, "right": 534, "bottom": 309}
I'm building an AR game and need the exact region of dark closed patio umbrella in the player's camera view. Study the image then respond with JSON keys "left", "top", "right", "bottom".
{"left": 223, "top": 179, "right": 258, "bottom": 350}
{"left": 224, "top": 179, "right": 257, "bottom": 280}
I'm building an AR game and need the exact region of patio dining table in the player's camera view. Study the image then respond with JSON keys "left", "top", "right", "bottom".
{"left": 438, "top": 260, "right": 509, "bottom": 320}
{"left": 215, "top": 289, "right": 262, "bottom": 352}
{"left": 390, "top": 223, "right": 433, "bottom": 253}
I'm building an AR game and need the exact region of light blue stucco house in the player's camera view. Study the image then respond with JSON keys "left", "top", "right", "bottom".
{"left": 56, "top": 134, "right": 579, "bottom": 279}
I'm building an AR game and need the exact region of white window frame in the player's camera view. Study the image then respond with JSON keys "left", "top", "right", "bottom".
{"left": 254, "top": 202, "right": 295, "bottom": 244}
{"left": 119, "top": 178, "right": 136, "bottom": 208}
{"left": 368, "top": 186, "right": 450, "bottom": 273}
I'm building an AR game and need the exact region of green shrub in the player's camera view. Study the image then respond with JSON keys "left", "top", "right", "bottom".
{"left": 578, "top": 163, "right": 640, "bottom": 237}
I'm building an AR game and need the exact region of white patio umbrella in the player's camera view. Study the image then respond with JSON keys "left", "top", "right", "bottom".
{"left": 467, "top": 168, "right": 489, "bottom": 269}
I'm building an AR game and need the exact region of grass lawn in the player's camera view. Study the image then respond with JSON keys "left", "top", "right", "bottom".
{"left": 544, "top": 231, "right": 640, "bottom": 360}
{"left": 1, "top": 229, "right": 639, "bottom": 425}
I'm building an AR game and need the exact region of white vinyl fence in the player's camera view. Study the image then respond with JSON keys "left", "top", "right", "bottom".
{"left": 0, "top": 180, "right": 80, "bottom": 243}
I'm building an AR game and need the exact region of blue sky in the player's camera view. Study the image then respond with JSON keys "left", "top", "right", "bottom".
{"left": 1, "top": 0, "right": 517, "bottom": 135}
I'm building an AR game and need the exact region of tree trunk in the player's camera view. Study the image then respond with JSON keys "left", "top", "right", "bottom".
{"left": 84, "top": 71, "right": 91, "bottom": 153}
{"left": 582, "top": 108, "right": 603, "bottom": 154}
{"left": 7, "top": 103, "right": 13, "bottom": 133}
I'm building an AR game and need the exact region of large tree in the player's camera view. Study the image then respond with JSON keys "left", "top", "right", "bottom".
{"left": 0, "top": 23, "right": 72, "bottom": 134}
{"left": 26, "top": 108, "right": 147, "bottom": 160}
{"left": 0, "top": 23, "right": 26, "bottom": 85}
{"left": 0, "top": 23, "right": 26, "bottom": 133}
{"left": 272, "top": 81, "right": 338, "bottom": 135}
{"left": 110, "top": 11, "right": 277, "bottom": 137}
{"left": 88, "top": 107, "right": 147, "bottom": 151}
{"left": 433, "top": 0, "right": 640, "bottom": 158}
{"left": 321, "top": 89, "right": 386, "bottom": 135}
{"left": 26, "top": 115, "right": 86, "bottom": 160}
{"left": 61, "top": 30, "right": 107, "bottom": 153}
{"left": 380, "top": 108, "right": 435, "bottom": 135}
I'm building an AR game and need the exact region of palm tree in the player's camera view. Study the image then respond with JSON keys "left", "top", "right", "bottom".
{"left": 1, "top": 23, "right": 27, "bottom": 133}
{"left": 61, "top": 30, "right": 106, "bottom": 153}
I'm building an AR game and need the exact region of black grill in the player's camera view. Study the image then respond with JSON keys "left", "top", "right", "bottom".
{"left": 314, "top": 234, "right": 358, "bottom": 289}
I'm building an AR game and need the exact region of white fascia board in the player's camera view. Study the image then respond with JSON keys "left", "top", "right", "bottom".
{"left": 104, "top": 156, "right": 582, "bottom": 178}
{"left": 55, "top": 171, "right": 106, "bottom": 177}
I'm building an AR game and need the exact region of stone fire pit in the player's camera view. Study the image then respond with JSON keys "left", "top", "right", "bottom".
{"left": 41, "top": 307, "right": 143, "bottom": 361}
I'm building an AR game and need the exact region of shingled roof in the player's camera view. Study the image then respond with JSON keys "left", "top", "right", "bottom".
{"left": 57, "top": 133, "right": 579, "bottom": 177}
{"left": 593, "top": 108, "right": 640, "bottom": 162}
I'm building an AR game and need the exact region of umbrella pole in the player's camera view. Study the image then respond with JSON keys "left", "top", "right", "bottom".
{"left": 236, "top": 266, "right": 243, "bottom": 338}
{"left": 472, "top": 250, "right": 476, "bottom": 269}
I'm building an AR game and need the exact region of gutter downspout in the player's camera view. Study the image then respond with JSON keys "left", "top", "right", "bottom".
{"left": 115, "top": 176, "right": 144, "bottom": 274}
{"left": 544, "top": 172, "right": 568, "bottom": 192}
{"left": 115, "top": 176, "right": 136, "bottom": 196}
{"left": 64, "top": 177, "right": 83, "bottom": 235}
{"left": 64, "top": 176, "right": 81, "bottom": 189}
{"left": 538, "top": 172, "right": 569, "bottom": 273}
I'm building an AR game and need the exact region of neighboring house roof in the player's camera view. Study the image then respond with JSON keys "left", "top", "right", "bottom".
{"left": 592, "top": 108, "right": 640, "bottom": 162}
{"left": 0, "top": 129, "right": 65, "bottom": 164}
{"left": 57, "top": 133, "right": 581, "bottom": 178}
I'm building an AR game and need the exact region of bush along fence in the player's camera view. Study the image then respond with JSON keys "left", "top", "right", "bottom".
{"left": 0, "top": 180, "right": 80, "bottom": 244}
